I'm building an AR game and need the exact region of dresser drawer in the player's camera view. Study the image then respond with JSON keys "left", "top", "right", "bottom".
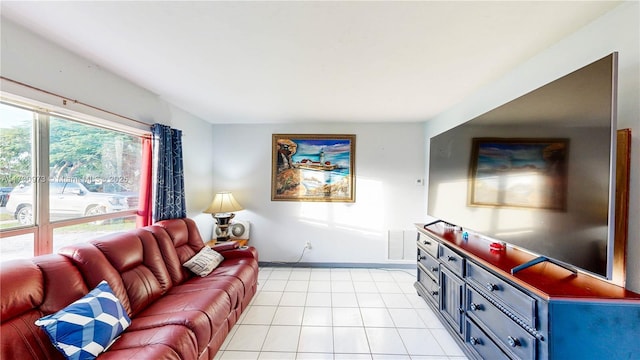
{"left": 417, "top": 231, "right": 439, "bottom": 258}
{"left": 438, "top": 244, "right": 465, "bottom": 277}
{"left": 466, "top": 287, "right": 536, "bottom": 360}
{"left": 417, "top": 267, "right": 439, "bottom": 304}
{"left": 417, "top": 248, "right": 439, "bottom": 279}
{"left": 466, "top": 261, "right": 535, "bottom": 326}
{"left": 465, "top": 318, "right": 511, "bottom": 360}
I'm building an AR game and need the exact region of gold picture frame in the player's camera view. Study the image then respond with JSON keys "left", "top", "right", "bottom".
{"left": 272, "top": 134, "right": 355, "bottom": 202}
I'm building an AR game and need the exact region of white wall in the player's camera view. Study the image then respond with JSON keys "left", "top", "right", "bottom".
{"left": 425, "top": 2, "right": 640, "bottom": 292}
{"left": 3, "top": 2, "right": 637, "bottom": 283}
{"left": 1, "top": 16, "right": 426, "bottom": 265}
{"left": 209, "top": 123, "right": 426, "bottom": 264}
{"left": 0, "top": 18, "right": 215, "bottom": 215}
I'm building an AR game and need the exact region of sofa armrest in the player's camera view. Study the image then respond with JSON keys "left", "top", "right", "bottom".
{"left": 218, "top": 246, "right": 258, "bottom": 261}
{"left": 211, "top": 242, "right": 239, "bottom": 252}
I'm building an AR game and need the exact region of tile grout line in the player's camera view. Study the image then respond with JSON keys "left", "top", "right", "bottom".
{"left": 224, "top": 267, "right": 466, "bottom": 359}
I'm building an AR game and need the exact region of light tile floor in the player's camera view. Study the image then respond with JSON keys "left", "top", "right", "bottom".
{"left": 215, "top": 267, "right": 468, "bottom": 360}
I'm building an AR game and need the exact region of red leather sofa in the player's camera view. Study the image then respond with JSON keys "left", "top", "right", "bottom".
{"left": 0, "top": 218, "right": 258, "bottom": 360}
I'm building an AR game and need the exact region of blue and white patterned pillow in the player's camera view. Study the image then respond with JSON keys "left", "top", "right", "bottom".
{"left": 35, "top": 280, "right": 131, "bottom": 360}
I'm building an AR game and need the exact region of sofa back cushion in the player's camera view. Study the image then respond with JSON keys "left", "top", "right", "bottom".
{"left": 1, "top": 259, "right": 43, "bottom": 321}
{"left": 1, "top": 258, "right": 73, "bottom": 360}
{"left": 91, "top": 229, "right": 173, "bottom": 316}
{"left": 32, "top": 255, "right": 89, "bottom": 315}
{"left": 59, "top": 242, "right": 133, "bottom": 315}
{"left": 145, "top": 218, "right": 206, "bottom": 285}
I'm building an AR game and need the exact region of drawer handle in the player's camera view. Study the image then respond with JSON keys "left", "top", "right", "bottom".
{"left": 418, "top": 255, "right": 426, "bottom": 261}
{"left": 430, "top": 266, "right": 439, "bottom": 272}
{"left": 422, "top": 240, "right": 431, "bottom": 245}
{"left": 469, "top": 302, "right": 482, "bottom": 311}
{"left": 430, "top": 291, "right": 438, "bottom": 296}
{"left": 486, "top": 283, "right": 497, "bottom": 292}
{"left": 447, "top": 256, "right": 456, "bottom": 262}
{"left": 507, "top": 336, "right": 520, "bottom": 348}
{"left": 470, "top": 337, "right": 482, "bottom": 346}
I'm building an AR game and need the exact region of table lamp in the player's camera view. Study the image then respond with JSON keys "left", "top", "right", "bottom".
{"left": 204, "top": 191, "right": 244, "bottom": 241}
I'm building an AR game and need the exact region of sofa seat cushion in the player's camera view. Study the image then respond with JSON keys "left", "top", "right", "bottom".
{"left": 129, "top": 288, "right": 231, "bottom": 354}
{"left": 34, "top": 280, "right": 131, "bottom": 360}
{"left": 211, "top": 257, "right": 258, "bottom": 273}
{"left": 98, "top": 324, "right": 198, "bottom": 360}
{"left": 171, "top": 275, "right": 245, "bottom": 310}
{"left": 209, "top": 260, "right": 258, "bottom": 294}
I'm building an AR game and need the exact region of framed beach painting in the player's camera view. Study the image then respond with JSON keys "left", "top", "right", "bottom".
{"left": 469, "top": 138, "right": 568, "bottom": 210}
{"left": 271, "top": 134, "right": 355, "bottom": 202}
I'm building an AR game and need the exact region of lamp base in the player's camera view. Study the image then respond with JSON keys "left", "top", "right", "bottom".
{"left": 213, "top": 213, "right": 235, "bottom": 241}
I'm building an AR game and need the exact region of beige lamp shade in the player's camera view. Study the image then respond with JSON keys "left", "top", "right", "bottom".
{"left": 204, "top": 192, "right": 244, "bottom": 214}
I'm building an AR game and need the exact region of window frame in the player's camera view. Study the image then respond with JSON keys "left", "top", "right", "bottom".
{"left": 0, "top": 96, "right": 150, "bottom": 257}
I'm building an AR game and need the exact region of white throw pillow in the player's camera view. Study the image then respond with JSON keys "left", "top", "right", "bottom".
{"left": 183, "top": 246, "right": 224, "bottom": 277}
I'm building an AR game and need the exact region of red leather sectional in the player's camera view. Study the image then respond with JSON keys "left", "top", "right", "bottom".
{"left": 0, "top": 218, "right": 259, "bottom": 360}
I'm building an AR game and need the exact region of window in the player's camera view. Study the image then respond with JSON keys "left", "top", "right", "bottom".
{"left": 0, "top": 101, "right": 147, "bottom": 260}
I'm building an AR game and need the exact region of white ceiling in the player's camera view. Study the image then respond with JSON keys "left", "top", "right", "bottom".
{"left": 0, "top": 1, "right": 621, "bottom": 124}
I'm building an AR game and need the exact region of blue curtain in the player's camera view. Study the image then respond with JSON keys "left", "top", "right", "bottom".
{"left": 152, "top": 123, "right": 186, "bottom": 221}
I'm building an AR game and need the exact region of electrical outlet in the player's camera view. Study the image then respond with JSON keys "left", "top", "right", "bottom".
{"left": 305, "top": 241, "right": 312, "bottom": 250}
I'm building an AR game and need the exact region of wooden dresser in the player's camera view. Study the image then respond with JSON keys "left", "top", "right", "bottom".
{"left": 414, "top": 223, "right": 640, "bottom": 359}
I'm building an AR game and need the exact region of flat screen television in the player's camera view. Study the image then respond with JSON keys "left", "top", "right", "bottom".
{"left": 427, "top": 53, "right": 618, "bottom": 280}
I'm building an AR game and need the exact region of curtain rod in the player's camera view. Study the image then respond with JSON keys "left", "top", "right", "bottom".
{"left": 1, "top": 76, "right": 151, "bottom": 128}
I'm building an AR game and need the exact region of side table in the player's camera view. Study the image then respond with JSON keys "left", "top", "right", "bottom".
{"left": 206, "top": 238, "right": 249, "bottom": 248}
